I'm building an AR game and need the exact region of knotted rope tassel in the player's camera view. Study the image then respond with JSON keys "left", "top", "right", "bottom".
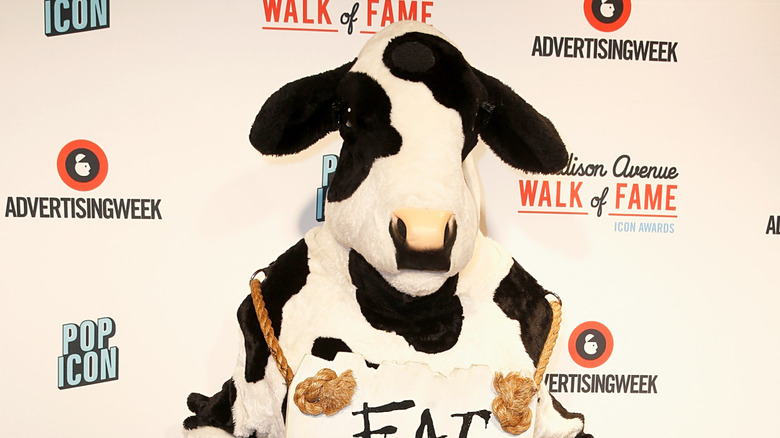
{"left": 293, "top": 368, "right": 357, "bottom": 416}
{"left": 492, "top": 298, "right": 562, "bottom": 435}
{"left": 250, "top": 277, "right": 356, "bottom": 416}
{"left": 492, "top": 373, "right": 537, "bottom": 434}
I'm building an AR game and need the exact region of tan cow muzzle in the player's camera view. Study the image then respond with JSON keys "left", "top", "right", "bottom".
{"left": 391, "top": 208, "right": 455, "bottom": 251}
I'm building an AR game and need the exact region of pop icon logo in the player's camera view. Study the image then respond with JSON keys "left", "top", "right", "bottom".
{"left": 58, "top": 317, "right": 119, "bottom": 389}
{"left": 316, "top": 154, "right": 339, "bottom": 222}
{"left": 569, "top": 321, "right": 613, "bottom": 368}
{"left": 584, "top": 0, "right": 631, "bottom": 32}
{"left": 57, "top": 139, "right": 108, "bottom": 191}
{"left": 44, "top": 0, "right": 110, "bottom": 37}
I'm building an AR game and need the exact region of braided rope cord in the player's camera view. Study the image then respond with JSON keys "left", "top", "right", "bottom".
{"left": 536, "top": 299, "right": 563, "bottom": 388}
{"left": 250, "top": 278, "right": 294, "bottom": 386}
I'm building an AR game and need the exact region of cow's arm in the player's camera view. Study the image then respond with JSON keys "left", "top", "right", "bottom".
{"left": 183, "top": 239, "right": 310, "bottom": 438}
{"left": 493, "top": 260, "right": 591, "bottom": 438}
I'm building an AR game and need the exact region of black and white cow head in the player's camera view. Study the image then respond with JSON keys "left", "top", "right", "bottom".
{"left": 250, "top": 21, "right": 567, "bottom": 297}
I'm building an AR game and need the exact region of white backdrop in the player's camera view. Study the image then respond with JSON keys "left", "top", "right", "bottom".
{"left": 1, "top": 1, "right": 779, "bottom": 436}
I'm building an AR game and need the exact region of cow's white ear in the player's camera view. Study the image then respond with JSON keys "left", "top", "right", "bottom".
{"left": 473, "top": 68, "right": 569, "bottom": 174}
{"left": 249, "top": 60, "right": 355, "bottom": 156}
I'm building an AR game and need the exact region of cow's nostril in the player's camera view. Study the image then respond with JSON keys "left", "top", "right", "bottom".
{"left": 396, "top": 217, "right": 407, "bottom": 241}
{"left": 443, "top": 216, "right": 457, "bottom": 249}
{"left": 443, "top": 216, "right": 458, "bottom": 247}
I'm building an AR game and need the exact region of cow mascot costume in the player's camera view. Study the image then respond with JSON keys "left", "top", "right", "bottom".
{"left": 184, "top": 21, "right": 592, "bottom": 438}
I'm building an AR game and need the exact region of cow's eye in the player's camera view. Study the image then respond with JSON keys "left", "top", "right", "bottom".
{"left": 341, "top": 106, "right": 354, "bottom": 129}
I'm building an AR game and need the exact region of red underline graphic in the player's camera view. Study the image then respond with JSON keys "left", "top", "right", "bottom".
{"left": 262, "top": 26, "right": 339, "bottom": 32}
{"left": 518, "top": 210, "right": 590, "bottom": 215}
{"left": 360, "top": 30, "right": 378, "bottom": 34}
{"left": 608, "top": 213, "right": 678, "bottom": 218}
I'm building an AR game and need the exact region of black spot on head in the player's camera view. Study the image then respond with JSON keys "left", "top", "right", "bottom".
{"left": 390, "top": 41, "right": 436, "bottom": 73}
{"left": 327, "top": 73, "right": 402, "bottom": 202}
{"left": 383, "top": 32, "right": 488, "bottom": 160}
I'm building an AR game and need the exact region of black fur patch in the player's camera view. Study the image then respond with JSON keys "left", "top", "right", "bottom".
{"left": 311, "top": 336, "right": 379, "bottom": 369}
{"left": 492, "top": 261, "right": 552, "bottom": 367}
{"left": 349, "top": 250, "right": 463, "bottom": 353}
{"left": 383, "top": 32, "right": 487, "bottom": 161}
{"left": 239, "top": 239, "right": 310, "bottom": 383}
{"left": 551, "top": 393, "right": 585, "bottom": 422}
{"left": 183, "top": 378, "right": 238, "bottom": 433}
{"left": 311, "top": 337, "right": 353, "bottom": 361}
{"left": 281, "top": 392, "right": 289, "bottom": 424}
{"left": 327, "top": 72, "right": 403, "bottom": 202}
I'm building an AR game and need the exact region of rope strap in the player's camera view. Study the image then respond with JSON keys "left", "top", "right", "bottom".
{"left": 250, "top": 278, "right": 294, "bottom": 386}
{"left": 492, "top": 298, "right": 563, "bottom": 435}
{"left": 250, "top": 278, "right": 356, "bottom": 415}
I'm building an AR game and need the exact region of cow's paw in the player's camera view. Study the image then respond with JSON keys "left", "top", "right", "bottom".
{"left": 183, "top": 379, "right": 238, "bottom": 435}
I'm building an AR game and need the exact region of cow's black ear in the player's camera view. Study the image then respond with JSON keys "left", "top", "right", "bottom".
{"left": 250, "top": 60, "right": 355, "bottom": 156}
{"left": 473, "top": 68, "right": 568, "bottom": 174}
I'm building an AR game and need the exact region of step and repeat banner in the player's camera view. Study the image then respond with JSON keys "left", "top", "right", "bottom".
{"left": 1, "top": 1, "right": 778, "bottom": 436}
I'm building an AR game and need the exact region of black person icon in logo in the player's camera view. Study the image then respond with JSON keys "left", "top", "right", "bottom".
{"left": 57, "top": 139, "right": 108, "bottom": 191}
{"left": 569, "top": 321, "right": 613, "bottom": 368}
{"left": 584, "top": 0, "right": 631, "bottom": 32}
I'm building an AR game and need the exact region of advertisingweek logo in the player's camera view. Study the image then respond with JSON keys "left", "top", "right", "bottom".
{"left": 584, "top": 0, "right": 631, "bottom": 32}
{"left": 767, "top": 215, "right": 780, "bottom": 235}
{"left": 57, "top": 139, "right": 108, "bottom": 191}
{"left": 58, "top": 317, "right": 119, "bottom": 389}
{"left": 544, "top": 321, "right": 659, "bottom": 395}
{"left": 4, "top": 139, "right": 163, "bottom": 220}
{"left": 569, "top": 321, "right": 613, "bottom": 368}
{"left": 532, "top": 1, "right": 678, "bottom": 62}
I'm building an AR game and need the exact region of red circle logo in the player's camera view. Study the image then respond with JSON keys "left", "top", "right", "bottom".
{"left": 569, "top": 321, "right": 614, "bottom": 368}
{"left": 57, "top": 139, "right": 108, "bottom": 191}
{"left": 584, "top": 0, "right": 631, "bottom": 32}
